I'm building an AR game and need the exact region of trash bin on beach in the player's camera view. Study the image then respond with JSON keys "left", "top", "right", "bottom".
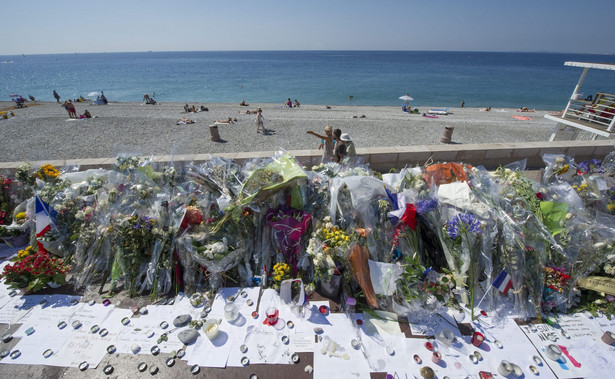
{"left": 440, "top": 126, "right": 454, "bottom": 144}
{"left": 209, "top": 124, "right": 222, "bottom": 142}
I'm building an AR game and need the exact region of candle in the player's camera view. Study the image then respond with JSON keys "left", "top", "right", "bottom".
{"left": 204, "top": 320, "right": 219, "bottom": 340}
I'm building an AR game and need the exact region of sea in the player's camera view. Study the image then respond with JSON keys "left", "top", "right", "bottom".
{"left": 1, "top": 51, "right": 615, "bottom": 110}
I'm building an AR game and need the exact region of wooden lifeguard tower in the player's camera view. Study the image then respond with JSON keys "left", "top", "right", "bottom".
{"left": 545, "top": 61, "right": 615, "bottom": 141}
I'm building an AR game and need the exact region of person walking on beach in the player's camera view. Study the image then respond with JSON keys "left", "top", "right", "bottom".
{"left": 256, "top": 107, "right": 266, "bottom": 133}
{"left": 461, "top": 100, "right": 465, "bottom": 108}
{"left": 53, "top": 90, "right": 60, "bottom": 103}
{"left": 307, "top": 125, "right": 334, "bottom": 163}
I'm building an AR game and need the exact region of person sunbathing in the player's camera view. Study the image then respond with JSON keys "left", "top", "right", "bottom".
{"left": 176, "top": 117, "right": 195, "bottom": 125}
{"left": 519, "top": 107, "right": 535, "bottom": 112}
{"left": 216, "top": 117, "right": 235, "bottom": 124}
{"left": 239, "top": 99, "right": 249, "bottom": 106}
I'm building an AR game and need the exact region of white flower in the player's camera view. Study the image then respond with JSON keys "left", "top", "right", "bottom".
{"left": 325, "top": 255, "right": 336, "bottom": 268}
{"left": 75, "top": 211, "right": 85, "bottom": 220}
{"left": 556, "top": 157, "right": 565, "bottom": 164}
{"left": 565, "top": 213, "right": 573, "bottom": 220}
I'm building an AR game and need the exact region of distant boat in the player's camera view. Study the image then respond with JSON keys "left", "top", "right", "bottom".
{"left": 1, "top": 60, "right": 13, "bottom": 63}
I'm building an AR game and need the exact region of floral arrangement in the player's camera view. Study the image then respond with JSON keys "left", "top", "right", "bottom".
{"left": 1, "top": 246, "right": 70, "bottom": 292}
{"left": 0, "top": 175, "right": 14, "bottom": 226}
{"left": 36, "top": 164, "right": 60, "bottom": 182}
{"left": 306, "top": 216, "right": 352, "bottom": 281}
{"left": 542, "top": 266, "right": 572, "bottom": 311}
{"left": 271, "top": 262, "right": 291, "bottom": 289}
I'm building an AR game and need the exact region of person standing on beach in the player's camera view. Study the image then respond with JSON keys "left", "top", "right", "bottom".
{"left": 340, "top": 133, "right": 356, "bottom": 158}
{"left": 256, "top": 107, "right": 265, "bottom": 133}
{"left": 307, "top": 125, "right": 334, "bottom": 163}
{"left": 461, "top": 100, "right": 465, "bottom": 108}
{"left": 53, "top": 90, "right": 60, "bottom": 103}
{"left": 333, "top": 128, "right": 346, "bottom": 163}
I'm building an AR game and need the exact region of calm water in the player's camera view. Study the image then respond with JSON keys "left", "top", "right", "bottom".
{"left": 1, "top": 51, "right": 615, "bottom": 109}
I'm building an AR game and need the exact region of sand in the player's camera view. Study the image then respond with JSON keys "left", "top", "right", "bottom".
{"left": 0, "top": 101, "right": 559, "bottom": 163}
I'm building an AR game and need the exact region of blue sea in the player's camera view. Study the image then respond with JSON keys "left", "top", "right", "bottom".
{"left": 1, "top": 51, "right": 615, "bottom": 110}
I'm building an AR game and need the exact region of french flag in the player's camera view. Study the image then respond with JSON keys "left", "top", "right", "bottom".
{"left": 492, "top": 269, "right": 513, "bottom": 295}
{"left": 35, "top": 196, "right": 57, "bottom": 253}
{"left": 385, "top": 189, "right": 417, "bottom": 229}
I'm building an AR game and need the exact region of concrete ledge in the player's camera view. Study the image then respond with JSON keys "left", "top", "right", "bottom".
{"left": 1, "top": 140, "right": 613, "bottom": 173}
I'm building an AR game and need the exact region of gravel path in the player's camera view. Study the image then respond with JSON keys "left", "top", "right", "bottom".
{"left": 0, "top": 101, "right": 557, "bottom": 162}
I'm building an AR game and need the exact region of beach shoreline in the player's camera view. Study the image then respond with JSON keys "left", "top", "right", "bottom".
{"left": 0, "top": 101, "right": 559, "bottom": 163}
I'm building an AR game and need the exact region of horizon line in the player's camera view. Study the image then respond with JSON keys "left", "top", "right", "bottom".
{"left": 1, "top": 49, "right": 614, "bottom": 57}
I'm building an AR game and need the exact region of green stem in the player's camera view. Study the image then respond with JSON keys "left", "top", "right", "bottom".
{"left": 463, "top": 230, "right": 475, "bottom": 321}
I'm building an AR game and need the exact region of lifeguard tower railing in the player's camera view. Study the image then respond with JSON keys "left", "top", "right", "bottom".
{"left": 545, "top": 61, "right": 615, "bottom": 141}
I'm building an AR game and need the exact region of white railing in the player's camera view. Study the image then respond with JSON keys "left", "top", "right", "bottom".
{"left": 564, "top": 92, "right": 615, "bottom": 131}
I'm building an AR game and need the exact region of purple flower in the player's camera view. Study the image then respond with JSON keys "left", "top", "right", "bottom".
{"left": 416, "top": 198, "right": 439, "bottom": 215}
{"left": 446, "top": 213, "right": 482, "bottom": 239}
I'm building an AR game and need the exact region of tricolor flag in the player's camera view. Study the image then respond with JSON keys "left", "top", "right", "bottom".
{"left": 492, "top": 269, "right": 513, "bottom": 295}
{"left": 35, "top": 196, "right": 57, "bottom": 253}
{"left": 385, "top": 189, "right": 417, "bottom": 229}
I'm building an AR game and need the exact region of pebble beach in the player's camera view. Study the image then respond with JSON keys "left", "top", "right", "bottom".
{"left": 0, "top": 101, "right": 558, "bottom": 163}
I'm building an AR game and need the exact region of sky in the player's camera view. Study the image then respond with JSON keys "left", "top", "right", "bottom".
{"left": 2, "top": 0, "right": 614, "bottom": 55}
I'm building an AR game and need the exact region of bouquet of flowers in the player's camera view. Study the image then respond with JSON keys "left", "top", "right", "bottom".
{"left": 271, "top": 262, "right": 291, "bottom": 289}
{"left": 265, "top": 206, "right": 311, "bottom": 276}
{"left": 1, "top": 246, "right": 70, "bottom": 292}
{"left": 306, "top": 216, "right": 352, "bottom": 282}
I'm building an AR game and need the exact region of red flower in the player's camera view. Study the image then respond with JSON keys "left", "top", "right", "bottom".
{"left": 536, "top": 192, "right": 544, "bottom": 200}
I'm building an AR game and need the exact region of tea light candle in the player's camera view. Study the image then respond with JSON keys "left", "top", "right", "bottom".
{"left": 471, "top": 332, "right": 484, "bottom": 347}
{"left": 204, "top": 320, "right": 220, "bottom": 340}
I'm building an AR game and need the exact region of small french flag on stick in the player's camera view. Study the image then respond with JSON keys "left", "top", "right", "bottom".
{"left": 492, "top": 269, "right": 513, "bottom": 295}
{"left": 35, "top": 196, "right": 57, "bottom": 253}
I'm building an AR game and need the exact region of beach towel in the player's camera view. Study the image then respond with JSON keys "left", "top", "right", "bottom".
{"left": 422, "top": 114, "right": 438, "bottom": 119}
{"left": 513, "top": 116, "right": 531, "bottom": 121}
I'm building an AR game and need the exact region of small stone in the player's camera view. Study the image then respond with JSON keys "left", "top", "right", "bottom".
{"left": 281, "top": 335, "right": 289, "bottom": 344}
{"left": 167, "top": 299, "right": 175, "bottom": 305}
{"left": 90, "top": 325, "right": 100, "bottom": 333}
{"left": 25, "top": 327, "right": 35, "bottom": 336}
{"left": 240, "top": 344, "right": 248, "bottom": 353}
{"left": 304, "top": 365, "right": 313, "bottom": 374}
{"left": 241, "top": 356, "right": 250, "bottom": 366}
{"left": 146, "top": 330, "right": 155, "bottom": 338}
{"left": 151, "top": 345, "right": 160, "bottom": 355}
{"left": 291, "top": 353, "right": 300, "bottom": 363}
{"left": 106, "top": 345, "right": 116, "bottom": 354}
{"left": 166, "top": 358, "right": 175, "bottom": 367}
{"left": 131, "top": 344, "right": 140, "bottom": 354}
{"left": 88, "top": 300, "right": 95, "bottom": 306}
{"left": 139, "top": 306, "right": 148, "bottom": 315}
{"left": 178, "top": 328, "right": 199, "bottom": 345}
{"left": 57, "top": 321, "right": 67, "bottom": 330}
{"left": 386, "top": 346, "right": 395, "bottom": 355}
{"left": 160, "top": 321, "right": 169, "bottom": 329}
{"left": 313, "top": 327, "right": 323, "bottom": 334}
{"left": 78, "top": 361, "right": 88, "bottom": 371}
{"left": 177, "top": 349, "right": 185, "bottom": 358}
{"left": 246, "top": 299, "right": 254, "bottom": 306}
{"left": 99, "top": 328, "right": 108, "bottom": 337}
{"left": 149, "top": 366, "right": 158, "bottom": 375}
{"left": 190, "top": 364, "right": 200, "bottom": 374}
{"left": 2, "top": 333, "right": 13, "bottom": 343}
{"left": 121, "top": 317, "right": 130, "bottom": 326}
{"left": 43, "top": 349, "right": 53, "bottom": 358}
{"left": 173, "top": 314, "right": 192, "bottom": 328}
{"left": 72, "top": 320, "right": 82, "bottom": 329}
{"left": 0, "top": 350, "right": 10, "bottom": 358}
{"left": 138, "top": 362, "right": 148, "bottom": 372}
{"left": 241, "top": 291, "right": 248, "bottom": 298}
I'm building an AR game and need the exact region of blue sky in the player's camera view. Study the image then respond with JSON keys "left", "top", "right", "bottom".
{"left": 3, "top": 0, "right": 614, "bottom": 55}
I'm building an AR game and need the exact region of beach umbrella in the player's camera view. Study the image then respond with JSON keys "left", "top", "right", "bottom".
{"left": 399, "top": 94, "right": 414, "bottom": 102}
{"left": 87, "top": 91, "right": 101, "bottom": 98}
